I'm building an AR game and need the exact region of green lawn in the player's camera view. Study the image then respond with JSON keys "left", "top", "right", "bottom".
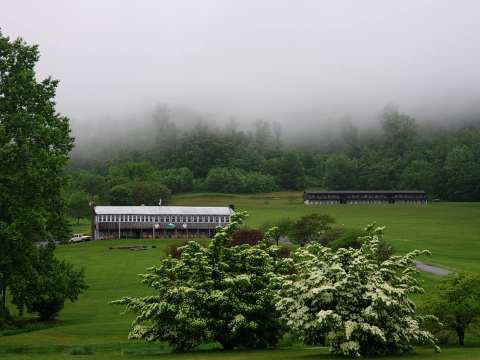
{"left": 173, "top": 193, "right": 480, "bottom": 272}
{"left": 1, "top": 192, "right": 479, "bottom": 359}
{"left": 2, "top": 347, "right": 480, "bottom": 360}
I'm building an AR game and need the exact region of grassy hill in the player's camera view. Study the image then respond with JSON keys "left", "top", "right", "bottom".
{"left": 1, "top": 192, "right": 479, "bottom": 359}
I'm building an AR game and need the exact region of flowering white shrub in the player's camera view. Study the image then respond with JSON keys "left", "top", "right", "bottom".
{"left": 113, "top": 212, "right": 286, "bottom": 351}
{"left": 276, "top": 224, "right": 439, "bottom": 357}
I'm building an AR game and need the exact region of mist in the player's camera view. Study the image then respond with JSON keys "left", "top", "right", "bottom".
{"left": 3, "top": 0, "right": 480, "bottom": 154}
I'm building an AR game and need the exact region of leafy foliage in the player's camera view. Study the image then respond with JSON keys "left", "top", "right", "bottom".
{"left": 109, "top": 184, "right": 133, "bottom": 205}
{"left": 232, "top": 229, "right": 264, "bottom": 246}
{"left": 66, "top": 190, "right": 91, "bottom": 224}
{"left": 423, "top": 273, "right": 480, "bottom": 346}
{"left": 158, "top": 167, "right": 194, "bottom": 193}
{"left": 113, "top": 212, "right": 286, "bottom": 351}
{"left": 288, "top": 213, "right": 335, "bottom": 246}
{"left": 10, "top": 243, "right": 87, "bottom": 321}
{"left": 205, "top": 167, "right": 277, "bottom": 193}
{"left": 0, "top": 32, "right": 74, "bottom": 320}
{"left": 109, "top": 181, "right": 171, "bottom": 206}
{"left": 261, "top": 218, "right": 293, "bottom": 245}
{"left": 276, "top": 224, "right": 439, "bottom": 357}
{"left": 320, "top": 227, "right": 394, "bottom": 262}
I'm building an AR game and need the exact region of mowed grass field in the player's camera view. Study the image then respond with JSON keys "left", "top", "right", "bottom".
{"left": 1, "top": 192, "right": 479, "bottom": 359}
{"left": 173, "top": 192, "right": 480, "bottom": 272}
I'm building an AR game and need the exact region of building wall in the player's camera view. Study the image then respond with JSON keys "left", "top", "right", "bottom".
{"left": 304, "top": 192, "right": 427, "bottom": 205}
{"left": 93, "top": 213, "right": 231, "bottom": 239}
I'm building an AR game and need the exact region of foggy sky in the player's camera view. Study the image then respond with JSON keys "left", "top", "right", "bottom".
{"left": 3, "top": 0, "right": 480, "bottom": 138}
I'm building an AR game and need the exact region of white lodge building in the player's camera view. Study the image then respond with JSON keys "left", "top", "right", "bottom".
{"left": 92, "top": 205, "right": 235, "bottom": 239}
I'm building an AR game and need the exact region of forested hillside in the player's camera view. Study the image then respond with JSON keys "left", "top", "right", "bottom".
{"left": 66, "top": 107, "right": 480, "bottom": 217}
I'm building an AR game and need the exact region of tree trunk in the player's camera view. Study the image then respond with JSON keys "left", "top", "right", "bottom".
{"left": 0, "top": 282, "right": 6, "bottom": 319}
{"left": 221, "top": 341, "right": 234, "bottom": 350}
{"left": 456, "top": 327, "right": 465, "bottom": 346}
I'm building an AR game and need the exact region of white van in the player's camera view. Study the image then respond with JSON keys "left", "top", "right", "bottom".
{"left": 69, "top": 234, "right": 92, "bottom": 243}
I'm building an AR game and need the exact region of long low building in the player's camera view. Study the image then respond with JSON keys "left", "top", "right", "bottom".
{"left": 91, "top": 205, "right": 235, "bottom": 239}
{"left": 304, "top": 190, "right": 427, "bottom": 205}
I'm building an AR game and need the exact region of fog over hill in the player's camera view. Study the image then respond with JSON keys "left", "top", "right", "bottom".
{"left": 3, "top": 0, "right": 480, "bottom": 155}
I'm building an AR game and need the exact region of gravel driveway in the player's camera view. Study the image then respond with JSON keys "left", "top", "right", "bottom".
{"left": 415, "top": 261, "right": 451, "bottom": 276}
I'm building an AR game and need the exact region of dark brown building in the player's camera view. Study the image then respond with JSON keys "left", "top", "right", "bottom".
{"left": 303, "top": 190, "right": 427, "bottom": 205}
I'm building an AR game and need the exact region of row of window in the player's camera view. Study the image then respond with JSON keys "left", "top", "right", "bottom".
{"left": 309, "top": 194, "right": 425, "bottom": 199}
{"left": 97, "top": 215, "right": 230, "bottom": 223}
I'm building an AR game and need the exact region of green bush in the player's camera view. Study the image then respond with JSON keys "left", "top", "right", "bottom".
{"left": 113, "top": 212, "right": 287, "bottom": 351}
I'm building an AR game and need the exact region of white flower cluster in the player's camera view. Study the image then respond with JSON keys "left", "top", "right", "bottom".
{"left": 113, "top": 211, "right": 286, "bottom": 351}
{"left": 276, "top": 224, "right": 439, "bottom": 357}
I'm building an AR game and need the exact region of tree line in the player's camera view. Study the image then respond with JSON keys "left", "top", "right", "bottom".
{"left": 68, "top": 109, "right": 480, "bottom": 216}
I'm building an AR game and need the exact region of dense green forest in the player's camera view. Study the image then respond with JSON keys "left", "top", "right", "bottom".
{"left": 66, "top": 108, "right": 480, "bottom": 218}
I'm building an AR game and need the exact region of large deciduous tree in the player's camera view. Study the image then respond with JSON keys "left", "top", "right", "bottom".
{"left": 0, "top": 32, "right": 74, "bottom": 320}
{"left": 424, "top": 273, "right": 480, "bottom": 346}
{"left": 113, "top": 212, "right": 286, "bottom": 351}
{"left": 276, "top": 224, "right": 439, "bottom": 357}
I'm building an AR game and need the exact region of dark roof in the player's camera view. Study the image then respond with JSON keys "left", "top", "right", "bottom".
{"left": 304, "top": 190, "right": 426, "bottom": 194}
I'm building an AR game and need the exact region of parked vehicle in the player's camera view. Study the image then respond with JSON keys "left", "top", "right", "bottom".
{"left": 69, "top": 234, "right": 92, "bottom": 243}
